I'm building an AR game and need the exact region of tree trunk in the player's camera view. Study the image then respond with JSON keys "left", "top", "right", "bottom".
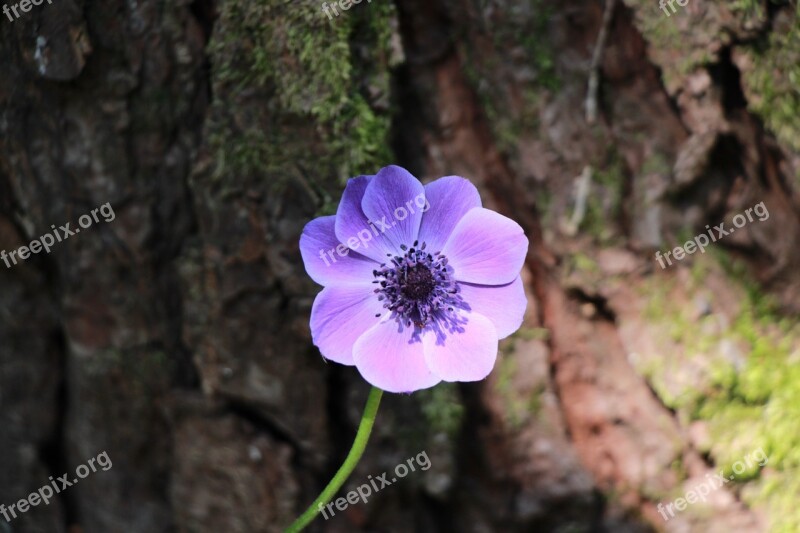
{"left": 1, "top": 0, "right": 798, "bottom": 532}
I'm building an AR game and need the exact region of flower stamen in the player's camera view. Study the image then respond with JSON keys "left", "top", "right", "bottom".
{"left": 373, "top": 242, "right": 461, "bottom": 327}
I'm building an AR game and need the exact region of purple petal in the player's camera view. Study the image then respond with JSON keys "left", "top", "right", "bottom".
{"left": 310, "top": 285, "right": 385, "bottom": 365}
{"left": 422, "top": 313, "right": 498, "bottom": 382}
{"left": 300, "top": 216, "right": 379, "bottom": 286}
{"left": 441, "top": 208, "right": 528, "bottom": 285}
{"left": 417, "top": 176, "right": 482, "bottom": 252}
{"left": 335, "top": 175, "right": 397, "bottom": 262}
{"left": 353, "top": 320, "right": 441, "bottom": 393}
{"left": 457, "top": 277, "right": 527, "bottom": 339}
{"left": 361, "top": 166, "right": 425, "bottom": 255}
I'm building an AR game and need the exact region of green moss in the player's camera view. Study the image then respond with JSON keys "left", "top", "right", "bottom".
{"left": 493, "top": 330, "right": 548, "bottom": 429}
{"left": 758, "top": 472, "right": 800, "bottom": 533}
{"left": 582, "top": 149, "right": 627, "bottom": 242}
{"left": 624, "top": 1, "right": 705, "bottom": 87}
{"left": 641, "top": 152, "right": 671, "bottom": 177}
{"left": 621, "top": 0, "right": 743, "bottom": 90}
{"left": 206, "top": 0, "right": 396, "bottom": 187}
{"left": 482, "top": 0, "right": 559, "bottom": 151}
{"left": 689, "top": 254, "right": 714, "bottom": 285}
{"left": 568, "top": 252, "right": 601, "bottom": 276}
{"left": 740, "top": 12, "right": 800, "bottom": 153}
{"left": 418, "top": 383, "right": 465, "bottom": 438}
{"left": 494, "top": 353, "right": 525, "bottom": 428}
{"left": 729, "top": 0, "right": 765, "bottom": 19}
{"left": 515, "top": 326, "right": 550, "bottom": 342}
{"left": 641, "top": 253, "right": 800, "bottom": 528}
{"left": 533, "top": 186, "right": 554, "bottom": 226}
{"left": 460, "top": 0, "right": 559, "bottom": 155}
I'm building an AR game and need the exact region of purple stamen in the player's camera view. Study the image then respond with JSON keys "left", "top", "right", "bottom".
{"left": 372, "top": 241, "right": 462, "bottom": 327}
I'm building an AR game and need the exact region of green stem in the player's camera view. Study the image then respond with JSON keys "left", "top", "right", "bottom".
{"left": 285, "top": 386, "right": 384, "bottom": 532}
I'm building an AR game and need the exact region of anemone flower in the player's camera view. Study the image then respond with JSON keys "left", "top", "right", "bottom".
{"left": 288, "top": 165, "right": 528, "bottom": 531}
{"left": 300, "top": 165, "right": 528, "bottom": 393}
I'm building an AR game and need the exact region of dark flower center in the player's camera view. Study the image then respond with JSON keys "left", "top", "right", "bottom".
{"left": 401, "top": 264, "right": 436, "bottom": 301}
{"left": 372, "top": 240, "right": 462, "bottom": 327}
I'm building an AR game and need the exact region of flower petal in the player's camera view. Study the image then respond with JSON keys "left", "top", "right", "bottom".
{"left": 441, "top": 207, "right": 528, "bottom": 285}
{"left": 457, "top": 277, "right": 527, "bottom": 339}
{"left": 334, "top": 175, "right": 397, "bottom": 262}
{"left": 310, "top": 285, "right": 385, "bottom": 365}
{"left": 417, "top": 176, "right": 482, "bottom": 252}
{"left": 423, "top": 313, "right": 498, "bottom": 382}
{"left": 353, "top": 320, "right": 441, "bottom": 393}
{"left": 361, "top": 166, "right": 425, "bottom": 256}
{"left": 300, "top": 216, "right": 379, "bottom": 286}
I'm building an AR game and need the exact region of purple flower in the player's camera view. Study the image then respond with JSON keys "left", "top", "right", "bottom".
{"left": 300, "top": 166, "right": 528, "bottom": 393}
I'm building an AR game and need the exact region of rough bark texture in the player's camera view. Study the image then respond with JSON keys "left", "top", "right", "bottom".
{"left": 1, "top": 0, "right": 798, "bottom": 532}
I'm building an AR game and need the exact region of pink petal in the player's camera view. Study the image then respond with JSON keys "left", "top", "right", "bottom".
{"left": 353, "top": 320, "right": 441, "bottom": 393}
{"left": 422, "top": 313, "right": 498, "bottom": 382}
{"left": 457, "top": 277, "right": 527, "bottom": 339}
{"left": 417, "top": 176, "right": 482, "bottom": 252}
{"left": 442, "top": 208, "right": 528, "bottom": 285}
{"left": 300, "top": 216, "right": 380, "bottom": 286}
{"left": 310, "top": 285, "right": 385, "bottom": 365}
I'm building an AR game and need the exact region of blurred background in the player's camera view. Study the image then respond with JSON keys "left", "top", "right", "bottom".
{"left": 1, "top": 0, "right": 799, "bottom": 531}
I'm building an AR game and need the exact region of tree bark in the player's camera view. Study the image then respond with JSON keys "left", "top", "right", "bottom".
{"left": 1, "top": 0, "right": 798, "bottom": 532}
